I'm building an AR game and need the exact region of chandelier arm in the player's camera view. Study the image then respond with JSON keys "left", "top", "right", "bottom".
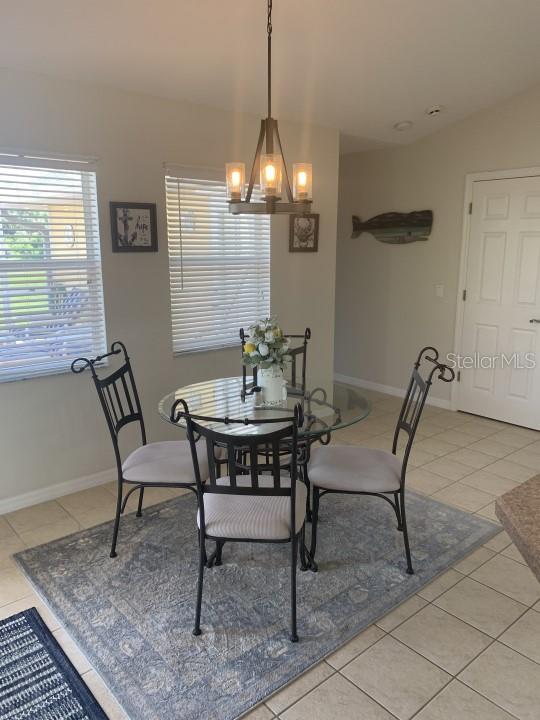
{"left": 274, "top": 121, "right": 294, "bottom": 203}
{"left": 267, "top": 0, "right": 272, "bottom": 119}
{"left": 245, "top": 120, "right": 266, "bottom": 203}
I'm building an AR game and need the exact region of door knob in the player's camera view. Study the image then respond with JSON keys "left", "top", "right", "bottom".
{"left": 530, "top": 319, "right": 540, "bottom": 324}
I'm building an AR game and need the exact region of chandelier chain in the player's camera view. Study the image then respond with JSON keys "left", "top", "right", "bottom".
{"left": 267, "top": 0, "right": 272, "bottom": 36}
{"left": 267, "top": 0, "right": 272, "bottom": 117}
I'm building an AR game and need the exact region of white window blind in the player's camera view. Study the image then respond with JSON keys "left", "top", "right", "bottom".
{"left": 165, "top": 172, "right": 270, "bottom": 353}
{"left": 0, "top": 155, "right": 106, "bottom": 381}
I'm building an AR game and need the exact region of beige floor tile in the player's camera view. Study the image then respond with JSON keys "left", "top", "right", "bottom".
{"left": 326, "top": 624, "right": 385, "bottom": 670}
{"left": 406, "top": 469, "right": 454, "bottom": 496}
{"left": 266, "top": 662, "right": 333, "bottom": 715}
{"left": 459, "top": 642, "right": 540, "bottom": 720}
{"left": 76, "top": 505, "right": 118, "bottom": 529}
{"left": 431, "top": 483, "right": 495, "bottom": 512}
{"left": 486, "top": 459, "right": 535, "bottom": 483}
{"left": 421, "top": 458, "right": 474, "bottom": 482}
{"left": 5, "top": 500, "right": 71, "bottom": 534}
{"left": 434, "top": 577, "right": 526, "bottom": 637}
{"left": 0, "top": 534, "right": 26, "bottom": 569}
{"left": 417, "top": 421, "right": 455, "bottom": 438}
{"left": 427, "top": 414, "right": 466, "bottom": 430}
{"left": 521, "top": 438, "right": 540, "bottom": 455}
{"left": 18, "top": 517, "right": 81, "bottom": 548}
{"left": 501, "top": 543, "right": 527, "bottom": 565}
{"left": 483, "top": 530, "right": 512, "bottom": 552}
{"left": 281, "top": 673, "right": 394, "bottom": 720}
{"left": 53, "top": 627, "right": 93, "bottom": 674}
{"left": 465, "top": 437, "right": 517, "bottom": 459}
{"left": 461, "top": 470, "right": 519, "bottom": 497}
{"left": 471, "top": 554, "right": 540, "bottom": 606}
{"left": 489, "top": 428, "right": 540, "bottom": 449}
{"left": 475, "top": 502, "right": 500, "bottom": 523}
{"left": 452, "top": 546, "right": 495, "bottom": 575}
{"left": 342, "top": 636, "right": 450, "bottom": 720}
{"left": 0, "top": 515, "right": 17, "bottom": 540}
{"left": 417, "top": 569, "right": 463, "bottom": 602}
{"left": 406, "top": 448, "right": 438, "bottom": 468}
{"left": 453, "top": 421, "right": 497, "bottom": 439}
{"left": 444, "top": 448, "right": 495, "bottom": 470}
{"left": 0, "top": 566, "right": 33, "bottom": 606}
{"left": 413, "top": 439, "right": 460, "bottom": 458}
{"left": 83, "top": 671, "right": 129, "bottom": 719}
{"left": 415, "top": 680, "right": 515, "bottom": 720}
{"left": 504, "top": 449, "right": 540, "bottom": 472}
{"left": 375, "top": 595, "right": 427, "bottom": 632}
{"left": 242, "top": 705, "right": 274, "bottom": 719}
{"left": 57, "top": 484, "right": 114, "bottom": 516}
{"left": 431, "top": 430, "right": 475, "bottom": 447}
{"left": 0, "top": 594, "right": 62, "bottom": 631}
{"left": 499, "top": 609, "right": 540, "bottom": 664}
{"left": 392, "top": 604, "right": 491, "bottom": 675}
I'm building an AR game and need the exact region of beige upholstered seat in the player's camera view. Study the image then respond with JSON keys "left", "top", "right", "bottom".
{"left": 309, "top": 445, "right": 402, "bottom": 493}
{"left": 198, "top": 475, "right": 307, "bottom": 541}
{"left": 122, "top": 440, "right": 208, "bottom": 485}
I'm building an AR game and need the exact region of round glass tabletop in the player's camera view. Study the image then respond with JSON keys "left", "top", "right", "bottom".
{"left": 158, "top": 376, "right": 371, "bottom": 440}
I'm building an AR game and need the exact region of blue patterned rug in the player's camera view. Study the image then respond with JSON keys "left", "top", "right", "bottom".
{"left": 0, "top": 607, "right": 106, "bottom": 720}
{"left": 15, "top": 492, "right": 498, "bottom": 720}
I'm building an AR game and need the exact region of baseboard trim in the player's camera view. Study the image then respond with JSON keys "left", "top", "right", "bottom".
{"left": 334, "top": 373, "right": 451, "bottom": 410}
{"left": 0, "top": 467, "right": 116, "bottom": 516}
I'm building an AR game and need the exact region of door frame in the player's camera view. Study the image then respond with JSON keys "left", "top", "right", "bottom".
{"left": 451, "top": 166, "right": 540, "bottom": 412}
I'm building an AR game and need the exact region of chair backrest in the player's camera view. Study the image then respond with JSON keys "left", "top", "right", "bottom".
{"left": 171, "top": 400, "right": 302, "bottom": 498}
{"left": 239, "top": 326, "right": 311, "bottom": 392}
{"left": 392, "top": 346, "right": 455, "bottom": 477}
{"left": 283, "top": 328, "right": 311, "bottom": 391}
{"left": 71, "top": 341, "right": 146, "bottom": 473}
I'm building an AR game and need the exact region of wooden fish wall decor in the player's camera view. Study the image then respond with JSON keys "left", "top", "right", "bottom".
{"left": 351, "top": 210, "right": 433, "bottom": 244}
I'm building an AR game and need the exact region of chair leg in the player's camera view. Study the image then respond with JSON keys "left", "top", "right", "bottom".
{"left": 110, "top": 481, "right": 123, "bottom": 558}
{"left": 136, "top": 486, "right": 145, "bottom": 517}
{"left": 394, "top": 492, "right": 403, "bottom": 531}
{"left": 299, "top": 523, "right": 308, "bottom": 571}
{"left": 308, "top": 486, "right": 320, "bottom": 572}
{"left": 400, "top": 492, "right": 414, "bottom": 575}
{"left": 304, "top": 465, "right": 312, "bottom": 522}
{"left": 193, "top": 530, "right": 206, "bottom": 636}
{"left": 290, "top": 533, "right": 299, "bottom": 643}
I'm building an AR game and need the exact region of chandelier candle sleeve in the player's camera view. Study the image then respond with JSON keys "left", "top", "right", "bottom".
{"left": 226, "top": 163, "right": 246, "bottom": 201}
{"left": 293, "top": 163, "right": 312, "bottom": 201}
{"left": 260, "top": 154, "right": 282, "bottom": 198}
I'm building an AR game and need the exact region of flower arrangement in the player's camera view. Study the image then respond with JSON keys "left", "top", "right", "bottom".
{"left": 242, "top": 318, "right": 291, "bottom": 370}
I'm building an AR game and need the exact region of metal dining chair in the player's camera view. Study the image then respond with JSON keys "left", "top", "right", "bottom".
{"left": 172, "top": 400, "right": 306, "bottom": 642}
{"left": 71, "top": 341, "right": 208, "bottom": 558}
{"left": 307, "top": 347, "right": 455, "bottom": 574}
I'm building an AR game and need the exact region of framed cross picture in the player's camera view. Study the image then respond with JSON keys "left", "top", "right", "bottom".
{"left": 289, "top": 213, "right": 319, "bottom": 252}
{"left": 110, "top": 202, "right": 158, "bottom": 252}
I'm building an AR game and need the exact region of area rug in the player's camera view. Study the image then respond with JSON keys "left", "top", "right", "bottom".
{"left": 15, "top": 492, "right": 499, "bottom": 720}
{"left": 0, "top": 607, "right": 106, "bottom": 719}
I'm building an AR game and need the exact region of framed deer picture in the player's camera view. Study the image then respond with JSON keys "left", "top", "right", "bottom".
{"left": 110, "top": 202, "right": 158, "bottom": 252}
{"left": 289, "top": 213, "right": 319, "bottom": 252}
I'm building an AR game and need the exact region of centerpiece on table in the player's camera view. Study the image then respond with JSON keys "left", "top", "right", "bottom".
{"left": 242, "top": 318, "right": 291, "bottom": 405}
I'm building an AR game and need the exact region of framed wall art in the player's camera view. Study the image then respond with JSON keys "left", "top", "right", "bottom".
{"left": 289, "top": 213, "right": 319, "bottom": 252}
{"left": 110, "top": 202, "right": 158, "bottom": 252}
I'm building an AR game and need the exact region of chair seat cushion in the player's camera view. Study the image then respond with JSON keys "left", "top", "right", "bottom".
{"left": 122, "top": 440, "right": 207, "bottom": 485}
{"left": 308, "top": 445, "right": 402, "bottom": 493}
{"left": 198, "top": 476, "right": 307, "bottom": 541}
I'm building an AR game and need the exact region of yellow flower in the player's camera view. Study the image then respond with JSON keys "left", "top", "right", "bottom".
{"left": 244, "top": 342, "right": 256, "bottom": 353}
{"left": 273, "top": 327, "right": 282, "bottom": 338}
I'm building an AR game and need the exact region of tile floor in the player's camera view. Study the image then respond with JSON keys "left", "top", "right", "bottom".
{"left": 1, "top": 389, "right": 540, "bottom": 719}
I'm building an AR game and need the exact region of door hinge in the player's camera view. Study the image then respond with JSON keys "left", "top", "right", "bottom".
{"left": 462, "top": 289, "right": 467, "bottom": 301}
{"left": 457, "top": 371, "right": 461, "bottom": 382}
{"left": 468, "top": 202, "right": 473, "bottom": 214}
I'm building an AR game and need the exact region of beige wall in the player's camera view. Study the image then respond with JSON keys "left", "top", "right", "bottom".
{"left": 0, "top": 69, "right": 339, "bottom": 503}
{"left": 336, "top": 83, "right": 540, "bottom": 403}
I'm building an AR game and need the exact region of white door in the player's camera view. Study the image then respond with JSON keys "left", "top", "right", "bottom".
{"left": 458, "top": 176, "right": 540, "bottom": 429}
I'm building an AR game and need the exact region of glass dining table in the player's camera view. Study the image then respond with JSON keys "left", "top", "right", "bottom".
{"left": 158, "top": 376, "right": 371, "bottom": 440}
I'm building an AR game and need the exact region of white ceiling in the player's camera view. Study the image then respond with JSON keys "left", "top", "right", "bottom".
{"left": 2, "top": 0, "right": 540, "bottom": 153}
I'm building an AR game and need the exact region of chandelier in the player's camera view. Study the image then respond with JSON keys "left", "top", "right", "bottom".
{"left": 226, "top": 0, "right": 313, "bottom": 215}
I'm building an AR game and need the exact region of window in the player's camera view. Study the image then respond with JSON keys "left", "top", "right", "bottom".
{"left": 165, "top": 169, "right": 270, "bottom": 353}
{"left": 0, "top": 154, "right": 106, "bottom": 381}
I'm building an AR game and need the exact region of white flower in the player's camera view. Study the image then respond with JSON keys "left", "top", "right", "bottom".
{"left": 258, "top": 343, "right": 269, "bottom": 356}
{"left": 265, "top": 330, "right": 274, "bottom": 342}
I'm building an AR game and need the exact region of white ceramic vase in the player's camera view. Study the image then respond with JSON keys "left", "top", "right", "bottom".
{"left": 258, "top": 366, "right": 286, "bottom": 405}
